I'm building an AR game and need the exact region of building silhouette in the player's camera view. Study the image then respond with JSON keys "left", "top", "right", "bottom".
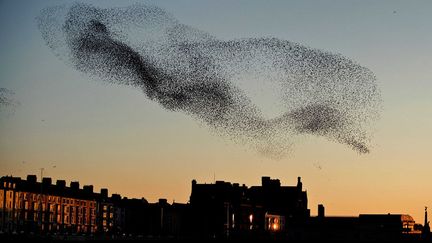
{"left": 189, "top": 176, "right": 309, "bottom": 239}
{"left": 0, "top": 174, "right": 427, "bottom": 241}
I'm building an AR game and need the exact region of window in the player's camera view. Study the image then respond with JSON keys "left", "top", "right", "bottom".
{"left": 265, "top": 214, "right": 285, "bottom": 232}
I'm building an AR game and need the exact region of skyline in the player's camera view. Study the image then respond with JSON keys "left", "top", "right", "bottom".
{"left": 0, "top": 0, "right": 431, "bottom": 224}
{"left": 3, "top": 174, "right": 426, "bottom": 241}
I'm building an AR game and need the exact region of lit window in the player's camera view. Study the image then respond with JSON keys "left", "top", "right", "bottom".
{"left": 265, "top": 214, "right": 284, "bottom": 232}
{"left": 272, "top": 218, "right": 279, "bottom": 231}
{"left": 232, "top": 213, "right": 235, "bottom": 228}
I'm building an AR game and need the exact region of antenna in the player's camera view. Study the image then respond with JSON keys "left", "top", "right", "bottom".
{"left": 40, "top": 168, "right": 44, "bottom": 180}
{"left": 213, "top": 171, "right": 216, "bottom": 183}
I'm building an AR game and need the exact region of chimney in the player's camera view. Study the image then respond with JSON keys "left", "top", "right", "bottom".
{"left": 215, "top": 180, "right": 225, "bottom": 185}
{"left": 83, "top": 185, "right": 94, "bottom": 194}
{"left": 56, "top": 180, "right": 66, "bottom": 188}
{"left": 318, "top": 204, "right": 325, "bottom": 219}
{"left": 70, "top": 181, "right": 79, "bottom": 190}
{"left": 159, "top": 198, "right": 168, "bottom": 205}
{"left": 273, "top": 179, "right": 281, "bottom": 187}
{"left": 111, "top": 194, "right": 121, "bottom": 201}
{"left": 262, "top": 176, "right": 270, "bottom": 187}
{"left": 101, "top": 188, "right": 108, "bottom": 198}
{"left": 42, "top": 177, "right": 52, "bottom": 186}
{"left": 27, "top": 175, "right": 37, "bottom": 184}
{"left": 297, "top": 177, "right": 303, "bottom": 191}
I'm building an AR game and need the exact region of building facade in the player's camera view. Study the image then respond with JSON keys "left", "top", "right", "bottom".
{"left": 0, "top": 175, "right": 101, "bottom": 234}
{"left": 0, "top": 175, "right": 190, "bottom": 239}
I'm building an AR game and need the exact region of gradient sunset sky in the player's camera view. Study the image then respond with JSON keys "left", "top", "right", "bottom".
{"left": 0, "top": 0, "right": 431, "bottom": 223}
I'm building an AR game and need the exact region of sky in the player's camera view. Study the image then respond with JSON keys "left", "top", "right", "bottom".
{"left": 0, "top": 0, "right": 431, "bottom": 223}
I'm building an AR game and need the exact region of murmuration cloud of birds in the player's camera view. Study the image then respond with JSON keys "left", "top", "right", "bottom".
{"left": 37, "top": 3, "right": 381, "bottom": 158}
{"left": 0, "top": 88, "right": 19, "bottom": 113}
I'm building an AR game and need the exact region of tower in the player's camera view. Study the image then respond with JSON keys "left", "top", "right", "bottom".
{"left": 422, "top": 206, "right": 430, "bottom": 240}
